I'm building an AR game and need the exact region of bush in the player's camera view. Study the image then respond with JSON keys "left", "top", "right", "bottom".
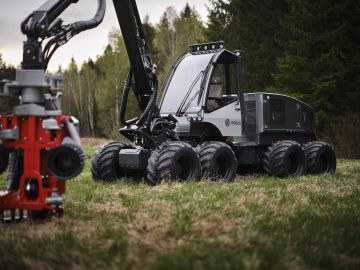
{"left": 320, "top": 113, "right": 360, "bottom": 159}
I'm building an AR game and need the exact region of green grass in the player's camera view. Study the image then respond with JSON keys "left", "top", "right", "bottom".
{"left": 0, "top": 150, "right": 359, "bottom": 270}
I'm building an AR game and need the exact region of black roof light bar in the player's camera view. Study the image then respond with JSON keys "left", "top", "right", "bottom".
{"left": 189, "top": 41, "right": 225, "bottom": 54}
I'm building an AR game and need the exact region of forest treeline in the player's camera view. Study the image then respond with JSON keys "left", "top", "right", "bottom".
{"left": 0, "top": 1, "right": 359, "bottom": 158}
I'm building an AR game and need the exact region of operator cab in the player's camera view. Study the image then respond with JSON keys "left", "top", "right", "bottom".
{"left": 205, "top": 52, "right": 239, "bottom": 112}
{"left": 160, "top": 42, "right": 241, "bottom": 116}
{"left": 159, "top": 41, "right": 244, "bottom": 138}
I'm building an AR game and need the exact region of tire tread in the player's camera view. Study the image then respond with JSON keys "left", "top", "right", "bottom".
{"left": 146, "top": 141, "right": 200, "bottom": 185}
{"left": 91, "top": 141, "right": 133, "bottom": 181}
{"left": 263, "top": 140, "right": 305, "bottom": 177}
{"left": 304, "top": 141, "right": 336, "bottom": 174}
{"left": 198, "top": 141, "right": 237, "bottom": 181}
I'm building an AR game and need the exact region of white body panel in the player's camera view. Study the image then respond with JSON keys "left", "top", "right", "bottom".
{"left": 203, "top": 101, "right": 242, "bottom": 137}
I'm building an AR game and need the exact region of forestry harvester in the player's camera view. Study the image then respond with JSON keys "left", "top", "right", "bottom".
{"left": 92, "top": 0, "right": 336, "bottom": 184}
{"left": 0, "top": 0, "right": 106, "bottom": 221}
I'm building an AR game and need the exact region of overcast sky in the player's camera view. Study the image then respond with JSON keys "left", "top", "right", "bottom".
{"left": 0, "top": 0, "right": 209, "bottom": 71}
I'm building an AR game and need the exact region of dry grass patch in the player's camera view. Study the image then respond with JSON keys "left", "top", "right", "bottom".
{"left": 81, "top": 137, "right": 110, "bottom": 148}
{"left": 0, "top": 154, "right": 359, "bottom": 270}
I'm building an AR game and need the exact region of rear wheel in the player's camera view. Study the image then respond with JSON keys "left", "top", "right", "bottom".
{"left": 146, "top": 141, "right": 201, "bottom": 185}
{"left": 91, "top": 142, "right": 134, "bottom": 181}
{"left": 304, "top": 141, "right": 336, "bottom": 174}
{"left": 263, "top": 140, "right": 306, "bottom": 178}
{"left": 198, "top": 141, "right": 237, "bottom": 181}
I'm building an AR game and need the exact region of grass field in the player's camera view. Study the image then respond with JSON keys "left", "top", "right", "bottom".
{"left": 0, "top": 146, "right": 359, "bottom": 270}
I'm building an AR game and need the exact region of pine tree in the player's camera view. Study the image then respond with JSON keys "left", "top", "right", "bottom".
{"left": 206, "top": 0, "right": 287, "bottom": 92}
{"left": 142, "top": 15, "right": 159, "bottom": 64}
{"left": 80, "top": 60, "right": 98, "bottom": 136}
{"left": 273, "top": 0, "right": 360, "bottom": 130}
{"left": 155, "top": 5, "right": 205, "bottom": 84}
{"left": 0, "top": 54, "right": 17, "bottom": 114}
{"left": 156, "top": 6, "right": 179, "bottom": 75}
{"left": 0, "top": 54, "right": 16, "bottom": 81}
{"left": 63, "top": 58, "right": 81, "bottom": 121}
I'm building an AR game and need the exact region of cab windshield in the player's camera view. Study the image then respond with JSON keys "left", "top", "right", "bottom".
{"left": 160, "top": 53, "right": 214, "bottom": 114}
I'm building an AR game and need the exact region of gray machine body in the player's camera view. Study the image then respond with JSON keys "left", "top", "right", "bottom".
{"left": 118, "top": 148, "right": 150, "bottom": 170}
{"left": 120, "top": 45, "right": 317, "bottom": 169}
{"left": 0, "top": 70, "right": 64, "bottom": 116}
{"left": 156, "top": 46, "right": 316, "bottom": 167}
{"left": 165, "top": 92, "right": 315, "bottom": 145}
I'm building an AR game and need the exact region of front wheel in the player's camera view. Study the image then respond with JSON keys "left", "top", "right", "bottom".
{"left": 146, "top": 141, "right": 201, "bottom": 185}
{"left": 198, "top": 141, "right": 237, "bottom": 181}
{"left": 91, "top": 141, "right": 134, "bottom": 181}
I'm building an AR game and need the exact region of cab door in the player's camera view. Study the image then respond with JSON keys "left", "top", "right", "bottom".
{"left": 202, "top": 52, "right": 243, "bottom": 137}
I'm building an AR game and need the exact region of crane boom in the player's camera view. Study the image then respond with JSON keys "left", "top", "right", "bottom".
{"left": 112, "top": 0, "right": 157, "bottom": 112}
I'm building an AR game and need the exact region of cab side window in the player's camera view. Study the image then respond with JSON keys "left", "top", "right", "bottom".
{"left": 207, "top": 65, "right": 225, "bottom": 111}
{"left": 206, "top": 62, "right": 238, "bottom": 112}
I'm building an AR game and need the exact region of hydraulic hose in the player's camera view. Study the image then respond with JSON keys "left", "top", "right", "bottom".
{"left": 120, "top": 69, "right": 133, "bottom": 125}
{"left": 73, "top": 0, "right": 106, "bottom": 33}
{"left": 136, "top": 78, "right": 158, "bottom": 128}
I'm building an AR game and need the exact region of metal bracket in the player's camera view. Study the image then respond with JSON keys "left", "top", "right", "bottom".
{"left": 42, "top": 118, "right": 61, "bottom": 130}
{"left": 0, "top": 126, "right": 19, "bottom": 140}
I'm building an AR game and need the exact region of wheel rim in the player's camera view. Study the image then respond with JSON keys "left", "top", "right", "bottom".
{"left": 287, "top": 153, "right": 303, "bottom": 176}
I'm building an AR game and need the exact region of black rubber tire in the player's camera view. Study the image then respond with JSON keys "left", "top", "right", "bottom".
{"left": 263, "top": 140, "right": 306, "bottom": 178}
{"left": 198, "top": 141, "right": 237, "bottom": 181}
{"left": 146, "top": 141, "right": 201, "bottom": 185}
{"left": 91, "top": 144, "right": 104, "bottom": 181}
{"left": 7, "top": 149, "right": 23, "bottom": 191}
{"left": 91, "top": 141, "right": 133, "bottom": 181}
{"left": 304, "top": 141, "right": 336, "bottom": 174}
{"left": 47, "top": 143, "right": 86, "bottom": 180}
{"left": 0, "top": 145, "right": 9, "bottom": 175}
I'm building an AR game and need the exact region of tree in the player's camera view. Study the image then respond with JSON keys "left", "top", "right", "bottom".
{"left": 175, "top": 3, "right": 205, "bottom": 52}
{"left": 94, "top": 32, "right": 138, "bottom": 138}
{"left": 143, "top": 15, "right": 159, "bottom": 64}
{"left": 0, "top": 54, "right": 16, "bottom": 80}
{"left": 156, "top": 6, "right": 179, "bottom": 75}
{"left": 80, "top": 60, "right": 98, "bottom": 136}
{"left": 63, "top": 58, "right": 81, "bottom": 120}
{"left": 206, "top": 0, "right": 287, "bottom": 92}
{"left": 0, "top": 53, "right": 17, "bottom": 114}
{"left": 155, "top": 5, "right": 205, "bottom": 84}
{"left": 273, "top": 0, "right": 360, "bottom": 131}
